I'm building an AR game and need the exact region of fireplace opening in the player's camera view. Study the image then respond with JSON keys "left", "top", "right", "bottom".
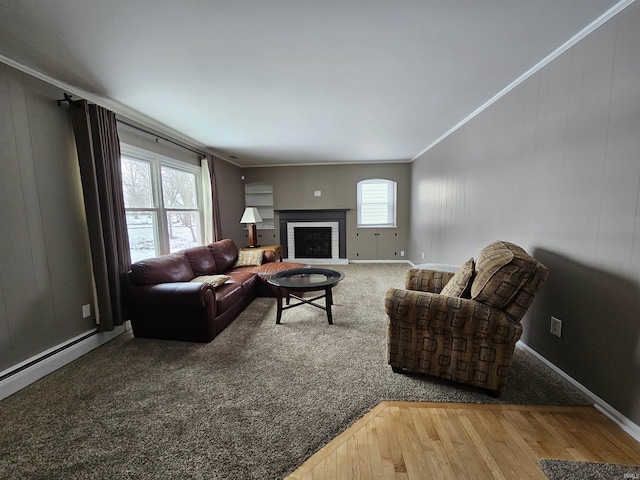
{"left": 294, "top": 227, "right": 332, "bottom": 258}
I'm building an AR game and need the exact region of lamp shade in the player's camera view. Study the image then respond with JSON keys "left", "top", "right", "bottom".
{"left": 240, "top": 206, "right": 263, "bottom": 224}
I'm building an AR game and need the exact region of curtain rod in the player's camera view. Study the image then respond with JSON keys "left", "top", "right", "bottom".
{"left": 58, "top": 93, "right": 207, "bottom": 158}
{"left": 116, "top": 119, "right": 206, "bottom": 158}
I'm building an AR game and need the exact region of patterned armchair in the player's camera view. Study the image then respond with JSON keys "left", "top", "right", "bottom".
{"left": 385, "top": 241, "right": 548, "bottom": 395}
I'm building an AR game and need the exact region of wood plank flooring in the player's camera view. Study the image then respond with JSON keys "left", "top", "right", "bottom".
{"left": 285, "top": 402, "right": 640, "bottom": 480}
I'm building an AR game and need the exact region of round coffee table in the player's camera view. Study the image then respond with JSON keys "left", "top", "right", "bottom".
{"left": 267, "top": 267, "right": 345, "bottom": 324}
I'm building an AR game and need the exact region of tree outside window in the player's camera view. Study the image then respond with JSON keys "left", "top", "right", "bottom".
{"left": 121, "top": 148, "right": 202, "bottom": 262}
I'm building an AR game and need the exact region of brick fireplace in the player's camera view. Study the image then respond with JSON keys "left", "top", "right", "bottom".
{"left": 277, "top": 209, "right": 348, "bottom": 264}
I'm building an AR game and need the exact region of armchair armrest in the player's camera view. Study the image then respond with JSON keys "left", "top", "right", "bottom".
{"left": 385, "top": 288, "right": 522, "bottom": 341}
{"left": 404, "top": 269, "right": 455, "bottom": 293}
{"left": 125, "top": 282, "right": 215, "bottom": 308}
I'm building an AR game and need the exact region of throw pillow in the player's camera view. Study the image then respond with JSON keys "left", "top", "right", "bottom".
{"left": 190, "top": 274, "right": 231, "bottom": 288}
{"left": 440, "top": 258, "right": 475, "bottom": 298}
{"left": 233, "top": 249, "right": 263, "bottom": 267}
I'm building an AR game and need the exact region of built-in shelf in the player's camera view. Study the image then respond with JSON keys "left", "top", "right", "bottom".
{"left": 245, "top": 183, "right": 274, "bottom": 229}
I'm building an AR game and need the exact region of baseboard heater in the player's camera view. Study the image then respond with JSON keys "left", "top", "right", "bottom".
{"left": 0, "top": 329, "right": 98, "bottom": 383}
{"left": 0, "top": 325, "right": 126, "bottom": 400}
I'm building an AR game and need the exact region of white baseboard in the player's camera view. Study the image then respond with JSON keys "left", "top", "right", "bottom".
{"left": 0, "top": 323, "right": 128, "bottom": 401}
{"left": 517, "top": 341, "right": 640, "bottom": 443}
{"left": 285, "top": 258, "right": 411, "bottom": 265}
{"left": 348, "top": 259, "right": 411, "bottom": 264}
{"left": 285, "top": 258, "right": 349, "bottom": 265}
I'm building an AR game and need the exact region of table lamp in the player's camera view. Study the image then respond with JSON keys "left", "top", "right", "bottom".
{"left": 240, "top": 206, "right": 262, "bottom": 248}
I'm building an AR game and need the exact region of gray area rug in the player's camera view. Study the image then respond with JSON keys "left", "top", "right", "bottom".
{"left": 0, "top": 263, "right": 590, "bottom": 480}
{"left": 539, "top": 459, "right": 640, "bottom": 480}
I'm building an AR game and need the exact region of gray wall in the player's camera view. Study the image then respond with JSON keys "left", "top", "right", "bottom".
{"left": 411, "top": 3, "right": 640, "bottom": 425}
{"left": 243, "top": 163, "right": 411, "bottom": 259}
{"left": 214, "top": 158, "right": 245, "bottom": 247}
{"left": 0, "top": 63, "right": 96, "bottom": 371}
{"left": 0, "top": 63, "right": 248, "bottom": 374}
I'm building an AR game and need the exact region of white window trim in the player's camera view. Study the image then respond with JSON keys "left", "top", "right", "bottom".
{"left": 356, "top": 178, "right": 397, "bottom": 228}
{"left": 121, "top": 144, "right": 204, "bottom": 258}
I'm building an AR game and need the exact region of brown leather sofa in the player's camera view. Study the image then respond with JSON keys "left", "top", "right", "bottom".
{"left": 122, "top": 238, "right": 308, "bottom": 343}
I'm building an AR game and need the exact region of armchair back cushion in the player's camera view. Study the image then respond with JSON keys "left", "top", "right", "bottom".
{"left": 471, "top": 241, "right": 539, "bottom": 309}
{"left": 502, "top": 262, "right": 549, "bottom": 323}
{"left": 129, "top": 254, "right": 194, "bottom": 286}
{"left": 209, "top": 239, "right": 238, "bottom": 273}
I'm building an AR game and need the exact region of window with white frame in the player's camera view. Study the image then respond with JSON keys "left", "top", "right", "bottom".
{"left": 120, "top": 146, "right": 203, "bottom": 262}
{"left": 357, "top": 178, "right": 397, "bottom": 227}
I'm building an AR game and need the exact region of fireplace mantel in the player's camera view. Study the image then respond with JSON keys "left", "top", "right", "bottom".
{"left": 275, "top": 209, "right": 350, "bottom": 215}
{"left": 277, "top": 209, "right": 349, "bottom": 260}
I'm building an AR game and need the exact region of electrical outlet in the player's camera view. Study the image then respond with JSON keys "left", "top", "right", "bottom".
{"left": 550, "top": 316, "right": 562, "bottom": 338}
{"left": 421, "top": 252, "right": 425, "bottom": 259}
{"left": 400, "top": 250, "right": 405, "bottom": 257}
{"left": 82, "top": 304, "right": 91, "bottom": 318}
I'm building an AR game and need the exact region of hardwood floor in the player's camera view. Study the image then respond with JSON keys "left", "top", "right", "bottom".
{"left": 285, "top": 402, "right": 640, "bottom": 480}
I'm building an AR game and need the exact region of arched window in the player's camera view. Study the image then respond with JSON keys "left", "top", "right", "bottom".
{"left": 357, "top": 178, "right": 397, "bottom": 227}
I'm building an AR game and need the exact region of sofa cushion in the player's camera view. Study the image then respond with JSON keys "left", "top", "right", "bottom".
{"left": 239, "top": 262, "right": 309, "bottom": 281}
{"left": 190, "top": 274, "right": 230, "bottom": 288}
{"left": 214, "top": 282, "right": 244, "bottom": 315}
{"left": 130, "top": 254, "right": 194, "bottom": 286}
{"left": 440, "top": 258, "right": 475, "bottom": 298}
{"left": 232, "top": 262, "right": 308, "bottom": 297}
{"left": 226, "top": 270, "right": 258, "bottom": 296}
{"left": 183, "top": 246, "right": 217, "bottom": 276}
{"left": 471, "top": 241, "right": 538, "bottom": 309}
{"left": 209, "top": 239, "right": 238, "bottom": 273}
{"left": 234, "top": 249, "right": 263, "bottom": 267}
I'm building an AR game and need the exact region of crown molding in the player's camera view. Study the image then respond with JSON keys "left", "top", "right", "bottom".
{"left": 411, "top": 0, "right": 636, "bottom": 162}
{"left": 0, "top": 53, "right": 238, "bottom": 167}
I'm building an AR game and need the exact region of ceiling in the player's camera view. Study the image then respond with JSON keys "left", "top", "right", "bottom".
{"left": 0, "top": 0, "right": 624, "bottom": 167}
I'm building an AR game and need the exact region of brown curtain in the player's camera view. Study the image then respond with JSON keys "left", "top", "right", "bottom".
{"left": 205, "top": 153, "right": 223, "bottom": 241}
{"left": 68, "top": 100, "right": 131, "bottom": 331}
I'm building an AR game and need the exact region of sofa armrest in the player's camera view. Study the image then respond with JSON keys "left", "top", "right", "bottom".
{"left": 385, "top": 288, "right": 522, "bottom": 341}
{"left": 125, "top": 282, "right": 215, "bottom": 308}
{"left": 262, "top": 250, "right": 277, "bottom": 263}
{"left": 404, "top": 269, "right": 455, "bottom": 293}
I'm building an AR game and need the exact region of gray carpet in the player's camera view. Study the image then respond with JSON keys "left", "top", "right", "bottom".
{"left": 0, "top": 263, "right": 590, "bottom": 480}
{"left": 538, "top": 459, "right": 640, "bottom": 479}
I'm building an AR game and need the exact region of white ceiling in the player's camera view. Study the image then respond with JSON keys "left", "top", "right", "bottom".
{"left": 0, "top": 0, "right": 625, "bottom": 167}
